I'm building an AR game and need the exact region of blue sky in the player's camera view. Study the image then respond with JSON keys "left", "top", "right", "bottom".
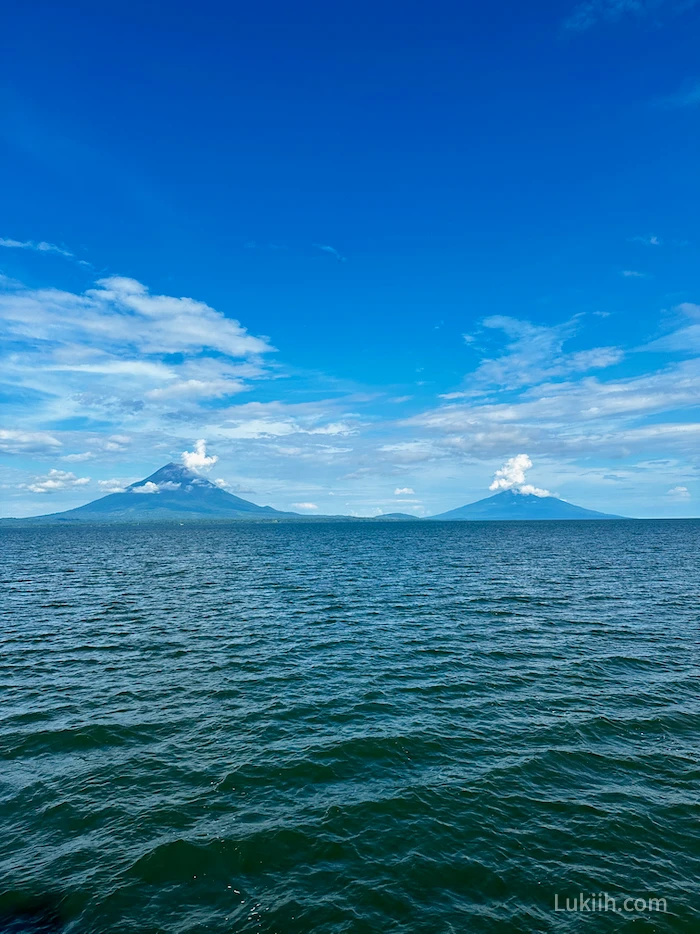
{"left": 2, "top": 0, "right": 700, "bottom": 517}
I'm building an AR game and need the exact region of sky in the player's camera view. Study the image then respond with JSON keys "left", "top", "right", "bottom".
{"left": 1, "top": 0, "right": 700, "bottom": 518}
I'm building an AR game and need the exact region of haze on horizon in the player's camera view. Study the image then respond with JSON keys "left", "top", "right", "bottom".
{"left": 1, "top": 3, "right": 699, "bottom": 519}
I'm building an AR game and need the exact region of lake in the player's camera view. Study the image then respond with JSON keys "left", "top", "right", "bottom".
{"left": 1, "top": 521, "right": 698, "bottom": 932}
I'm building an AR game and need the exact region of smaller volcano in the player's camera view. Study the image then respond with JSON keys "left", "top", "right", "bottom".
{"left": 429, "top": 488, "right": 622, "bottom": 520}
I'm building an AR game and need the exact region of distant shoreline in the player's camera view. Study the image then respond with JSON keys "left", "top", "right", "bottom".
{"left": 5, "top": 516, "right": 699, "bottom": 527}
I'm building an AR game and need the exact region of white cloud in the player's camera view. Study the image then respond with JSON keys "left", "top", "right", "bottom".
{"left": 489, "top": 453, "right": 532, "bottom": 490}
{"left": 62, "top": 451, "right": 95, "bottom": 462}
{"left": 89, "top": 276, "right": 273, "bottom": 357}
{"left": 567, "top": 347, "right": 623, "bottom": 369}
{"left": 104, "top": 435, "right": 131, "bottom": 449}
{"left": 489, "top": 454, "right": 553, "bottom": 497}
{"left": 98, "top": 478, "right": 129, "bottom": 493}
{"left": 0, "top": 275, "right": 273, "bottom": 359}
{"left": 394, "top": 487, "right": 415, "bottom": 495}
{"left": 518, "top": 484, "right": 553, "bottom": 498}
{"left": 621, "top": 269, "right": 645, "bottom": 277}
{"left": 181, "top": 439, "right": 218, "bottom": 471}
{"left": 0, "top": 429, "right": 62, "bottom": 453}
{"left": 0, "top": 237, "right": 73, "bottom": 258}
{"left": 292, "top": 502, "right": 319, "bottom": 510}
{"left": 312, "top": 422, "right": 355, "bottom": 436}
{"left": 667, "top": 485, "right": 691, "bottom": 498}
{"left": 146, "top": 378, "right": 246, "bottom": 400}
{"left": 24, "top": 469, "right": 90, "bottom": 493}
{"left": 0, "top": 274, "right": 275, "bottom": 435}
{"left": 131, "top": 481, "right": 159, "bottom": 494}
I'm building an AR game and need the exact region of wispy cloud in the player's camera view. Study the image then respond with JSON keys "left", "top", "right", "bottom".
{"left": 213, "top": 477, "right": 256, "bottom": 493}
{"left": 642, "top": 302, "right": 700, "bottom": 352}
{"left": 0, "top": 429, "right": 62, "bottom": 454}
{"left": 667, "top": 485, "right": 691, "bottom": 497}
{"left": 463, "top": 315, "right": 623, "bottom": 390}
{"left": 313, "top": 243, "right": 346, "bottom": 263}
{"left": 630, "top": 235, "right": 662, "bottom": 246}
{"left": 214, "top": 401, "right": 358, "bottom": 440}
{"left": 0, "top": 237, "right": 73, "bottom": 258}
{"left": 655, "top": 81, "right": 700, "bottom": 109}
{"left": 62, "top": 451, "right": 95, "bottom": 462}
{"left": 404, "top": 352, "right": 700, "bottom": 463}
{"left": 146, "top": 378, "right": 247, "bottom": 401}
{"left": 565, "top": 0, "right": 699, "bottom": 31}
{"left": 292, "top": 501, "right": 319, "bottom": 510}
{"left": 621, "top": 269, "right": 646, "bottom": 277}
{"left": 379, "top": 441, "right": 436, "bottom": 464}
{"left": 394, "top": 487, "right": 415, "bottom": 495}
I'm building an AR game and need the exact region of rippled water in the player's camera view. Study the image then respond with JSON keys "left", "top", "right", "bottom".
{"left": 1, "top": 521, "right": 699, "bottom": 933}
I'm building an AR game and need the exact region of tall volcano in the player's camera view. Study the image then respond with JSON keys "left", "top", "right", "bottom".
{"left": 19, "top": 463, "right": 293, "bottom": 522}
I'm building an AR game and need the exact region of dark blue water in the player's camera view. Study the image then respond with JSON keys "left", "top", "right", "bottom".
{"left": 1, "top": 521, "right": 699, "bottom": 933}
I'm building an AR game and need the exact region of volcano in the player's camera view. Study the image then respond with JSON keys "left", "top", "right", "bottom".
{"left": 17, "top": 463, "right": 293, "bottom": 522}
{"left": 429, "top": 488, "right": 622, "bottom": 520}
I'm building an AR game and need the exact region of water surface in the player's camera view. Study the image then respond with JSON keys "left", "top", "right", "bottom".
{"left": 1, "top": 521, "right": 698, "bottom": 932}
